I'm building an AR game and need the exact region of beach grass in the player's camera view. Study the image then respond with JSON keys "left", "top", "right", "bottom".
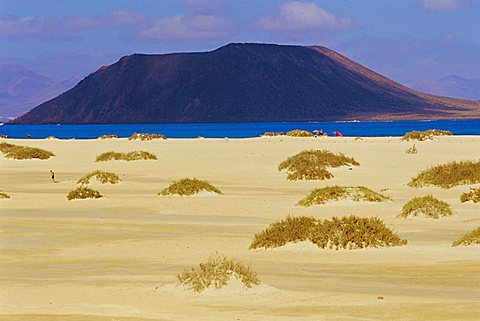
{"left": 159, "top": 178, "right": 222, "bottom": 196}
{"left": 128, "top": 133, "right": 167, "bottom": 140}
{"left": 401, "top": 129, "right": 452, "bottom": 141}
{"left": 177, "top": 254, "right": 261, "bottom": 292}
{"left": 67, "top": 186, "right": 103, "bottom": 200}
{"left": 408, "top": 160, "right": 480, "bottom": 188}
{"left": 278, "top": 149, "right": 359, "bottom": 180}
{"left": 98, "top": 134, "right": 119, "bottom": 139}
{"left": 297, "top": 186, "right": 390, "bottom": 206}
{"left": 399, "top": 195, "right": 453, "bottom": 219}
{"left": 286, "top": 130, "right": 314, "bottom": 137}
{"left": 452, "top": 227, "right": 480, "bottom": 247}
{"left": 261, "top": 132, "right": 285, "bottom": 137}
{"left": 0, "top": 191, "right": 10, "bottom": 199}
{"left": 0, "top": 142, "right": 54, "bottom": 160}
{"left": 96, "top": 151, "right": 157, "bottom": 162}
{"left": 460, "top": 188, "right": 480, "bottom": 203}
{"left": 250, "top": 215, "right": 407, "bottom": 250}
{"left": 77, "top": 170, "right": 121, "bottom": 185}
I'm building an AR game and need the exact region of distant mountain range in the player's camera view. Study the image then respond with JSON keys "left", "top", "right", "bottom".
{"left": 10, "top": 43, "right": 480, "bottom": 124}
{"left": 410, "top": 75, "right": 480, "bottom": 101}
{"left": 0, "top": 64, "right": 80, "bottom": 122}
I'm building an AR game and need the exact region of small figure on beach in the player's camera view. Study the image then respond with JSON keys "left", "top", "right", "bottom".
{"left": 334, "top": 131, "right": 343, "bottom": 137}
{"left": 26, "top": 133, "right": 31, "bottom": 139}
{"left": 313, "top": 129, "right": 324, "bottom": 137}
{"left": 50, "top": 170, "right": 56, "bottom": 183}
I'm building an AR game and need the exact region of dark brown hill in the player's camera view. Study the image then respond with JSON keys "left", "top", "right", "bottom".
{"left": 11, "top": 43, "right": 480, "bottom": 124}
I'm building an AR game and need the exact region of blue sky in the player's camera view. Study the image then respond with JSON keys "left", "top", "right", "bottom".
{"left": 1, "top": 0, "right": 479, "bottom": 85}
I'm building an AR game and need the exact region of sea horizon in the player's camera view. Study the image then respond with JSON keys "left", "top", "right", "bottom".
{"left": 2, "top": 119, "right": 480, "bottom": 139}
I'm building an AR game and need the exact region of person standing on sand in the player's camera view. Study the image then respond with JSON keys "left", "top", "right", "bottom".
{"left": 50, "top": 170, "right": 56, "bottom": 183}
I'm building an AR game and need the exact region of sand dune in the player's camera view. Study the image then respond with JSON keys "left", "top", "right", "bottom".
{"left": 1, "top": 136, "right": 479, "bottom": 320}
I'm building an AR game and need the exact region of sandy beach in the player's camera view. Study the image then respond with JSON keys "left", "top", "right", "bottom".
{"left": 0, "top": 136, "right": 479, "bottom": 320}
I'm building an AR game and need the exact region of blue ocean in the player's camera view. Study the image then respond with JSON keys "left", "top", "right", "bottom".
{"left": 1, "top": 120, "right": 479, "bottom": 139}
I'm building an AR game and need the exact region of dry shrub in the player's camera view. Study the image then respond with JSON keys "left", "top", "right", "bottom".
{"left": 159, "top": 178, "right": 222, "bottom": 196}
{"left": 250, "top": 215, "right": 406, "bottom": 250}
{"left": 408, "top": 161, "right": 480, "bottom": 189}
{"left": 310, "top": 216, "right": 407, "bottom": 250}
{"left": 249, "top": 216, "right": 317, "bottom": 249}
{"left": 0, "top": 191, "right": 10, "bottom": 199}
{"left": 177, "top": 254, "right": 261, "bottom": 292}
{"left": 96, "top": 150, "right": 157, "bottom": 162}
{"left": 297, "top": 186, "right": 390, "bottom": 207}
{"left": 452, "top": 227, "right": 480, "bottom": 247}
{"left": 261, "top": 132, "right": 284, "bottom": 137}
{"left": 401, "top": 129, "right": 452, "bottom": 141}
{"left": 286, "top": 130, "right": 314, "bottom": 137}
{"left": 399, "top": 195, "right": 453, "bottom": 219}
{"left": 99, "top": 134, "right": 118, "bottom": 139}
{"left": 278, "top": 149, "right": 359, "bottom": 180}
{"left": 405, "top": 144, "right": 418, "bottom": 154}
{"left": 67, "top": 186, "right": 102, "bottom": 200}
{"left": 128, "top": 132, "right": 167, "bottom": 140}
{"left": 77, "top": 170, "right": 121, "bottom": 185}
{"left": 0, "top": 142, "right": 54, "bottom": 160}
{"left": 460, "top": 188, "right": 480, "bottom": 203}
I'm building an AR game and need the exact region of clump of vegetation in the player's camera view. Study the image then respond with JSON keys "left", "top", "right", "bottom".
{"left": 460, "top": 188, "right": 480, "bottom": 203}
{"left": 95, "top": 150, "right": 157, "bottom": 162}
{"left": 261, "top": 132, "right": 285, "bottom": 137}
{"left": 99, "top": 134, "right": 118, "bottom": 139}
{"left": 401, "top": 129, "right": 452, "bottom": 141}
{"left": 399, "top": 195, "right": 453, "bottom": 219}
{"left": 159, "top": 178, "right": 222, "bottom": 196}
{"left": 286, "top": 130, "right": 314, "bottom": 137}
{"left": 128, "top": 132, "right": 167, "bottom": 140}
{"left": 177, "top": 254, "right": 261, "bottom": 292}
{"left": 250, "top": 215, "right": 407, "bottom": 250}
{"left": 452, "top": 227, "right": 480, "bottom": 247}
{"left": 77, "top": 170, "right": 121, "bottom": 185}
{"left": 249, "top": 216, "right": 317, "bottom": 249}
{"left": 405, "top": 144, "right": 418, "bottom": 154}
{"left": 0, "top": 191, "right": 10, "bottom": 199}
{"left": 278, "top": 149, "right": 359, "bottom": 180}
{"left": 297, "top": 186, "right": 390, "bottom": 207}
{"left": 408, "top": 161, "right": 480, "bottom": 189}
{"left": 67, "top": 186, "right": 103, "bottom": 200}
{"left": 0, "top": 142, "right": 55, "bottom": 160}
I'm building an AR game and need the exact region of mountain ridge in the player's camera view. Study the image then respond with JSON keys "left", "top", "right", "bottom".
{"left": 11, "top": 43, "right": 480, "bottom": 124}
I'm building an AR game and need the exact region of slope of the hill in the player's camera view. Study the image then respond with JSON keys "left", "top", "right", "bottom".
{"left": 11, "top": 43, "right": 480, "bottom": 124}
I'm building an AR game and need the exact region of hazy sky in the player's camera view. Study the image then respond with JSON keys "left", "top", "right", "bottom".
{"left": 1, "top": 0, "right": 479, "bottom": 85}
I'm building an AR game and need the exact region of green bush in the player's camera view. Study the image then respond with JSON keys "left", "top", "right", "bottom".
{"left": 278, "top": 149, "right": 359, "bottom": 180}
{"left": 297, "top": 186, "right": 390, "bottom": 206}
{"left": 159, "top": 178, "right": 222, "bottom": 196}
{"left": 399, "top": 195, "right": 453, "bottom": 219}
{"left": 77, "top": 170, "right": 121, "bottom": 185}
{"left": 452, "top": 227, "right": 480, "bottom": 247}
{"left": 67, "top": 186, "right": 103, "bottom": 200}
{"left": 250, "top": 215, "right": 407, "bottom": 250}
{"left": 177, "top": 254, "right": 261, "bottom": 292}
{"left": 401, "top": 129, "right": 452, "bottom": 141}
{"left": 408, "top": 161, "right": 480, "bottom": 189}
{"left": 460, "top": 188, "right": 480, "bottom": 203}
{"left": 0, "top": 142, "right": 54, "bottom": 160}
{"left": 96, "top": 151, "right": 157, "bottom": 162}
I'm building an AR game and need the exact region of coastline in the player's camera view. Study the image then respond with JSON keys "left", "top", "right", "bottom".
{"left": 1, "top": 136, "right": 479, "bottom": 320}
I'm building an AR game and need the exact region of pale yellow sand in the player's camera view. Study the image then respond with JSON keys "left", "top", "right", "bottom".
{"left": 1, "top": 136, "right": 479, "bottom": 321}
